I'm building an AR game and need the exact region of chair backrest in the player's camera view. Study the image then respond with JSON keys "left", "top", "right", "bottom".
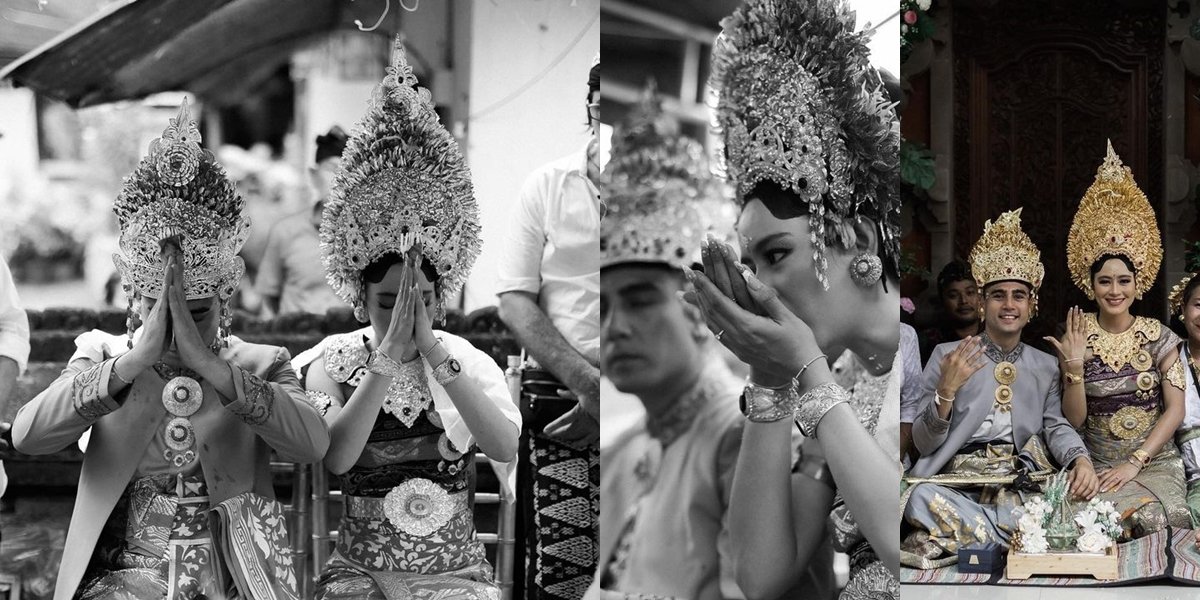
{"left": 269, "top": 459, "right": 313, "bottom": 600}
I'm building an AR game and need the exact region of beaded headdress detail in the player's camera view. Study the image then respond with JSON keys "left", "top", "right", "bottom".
{"left": 1169, "top": 273, "right": 1197, "bottom": 316}
{"left": 112, "top": 99, "right": 247, "bottom": 303}
{"left": 708, "top": 0, "right": 900, "bottom": 289}
{"left": 321, "top": 37, "right": 481, "bottom": 321}
{"left": 969, "top": 208, "right": 1044, "bottom": 312}
{"left": 1066, "top": 140, "right": 1162, "bottom": 299}
{"left": 601, "top": 82, "right": 723, "bottom": 269}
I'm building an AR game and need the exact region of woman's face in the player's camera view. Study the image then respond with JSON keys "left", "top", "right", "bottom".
{"left": 138, "top": 294, "right": 219, "bottom": 343}
{"left": 365, "top": 261, "right": 438, "bottom": 332}
{"left": 737, "top": 198, "right": 854, "bottom": 350}
{"left": 1183, "top": 288, "right": 1200, "bottom": 344}
{"left": 1091, "top": 258, "right": 1136, "bottom": 318}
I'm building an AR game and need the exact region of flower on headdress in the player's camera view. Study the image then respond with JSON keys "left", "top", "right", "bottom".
{"left": 901, "top": 297, "right": 915, "bottom": 314}
{"left": 904, "top": 11, "right": 918, "bottom": 24}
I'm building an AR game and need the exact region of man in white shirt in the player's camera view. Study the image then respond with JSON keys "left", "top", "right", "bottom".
{"left": 0, "top": 257, "right": 31, "bottom": 497}
{"left": 496, "top": 58, "right": 601, "bottom": 600}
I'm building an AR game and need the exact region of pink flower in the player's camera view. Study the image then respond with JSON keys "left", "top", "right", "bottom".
{"left": 904, "top": 10, "right": 918, "bottom": 25}
{"left": 901, "top": 297, "right": 916, "bottom": 314}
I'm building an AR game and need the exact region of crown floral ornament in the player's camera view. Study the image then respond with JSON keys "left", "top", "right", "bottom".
{"left": 1169, "top": 273, "right": 1198, "bottom": 316}
{"left": 1066, "top": 140, "right": 1162, "bottom": 299}
{"left": 968, "top": 208, "right": 1044, "bottom": 312}
{"left": 112, "top": 98, "right": 247, "bottom": 348}
{"left": 601, "top": 81, "right": 723, "bottom": 269}
{"left": 322, "top": 36, "right": 481, "bottom": 322}
{"left": 708, "top": 0, "right": 900, "bottom": 289}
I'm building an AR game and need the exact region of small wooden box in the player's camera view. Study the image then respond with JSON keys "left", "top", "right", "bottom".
{"left": 1005, "top": 544, "right": 1118, "bottom": 580}
{"left": 958, "top": 543, "right": 1006, "bottom": 573}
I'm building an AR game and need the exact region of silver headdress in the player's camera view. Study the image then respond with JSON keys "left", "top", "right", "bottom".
{"left": 709, "top": 0, "right": 900, "bottom": 288}
{"left": 113, "top": 99, "right": 247, "bottom": 348}
{"left": 321, "top": 37, "right": 481, "bottom": 321}
{"left": 601, "top": 82, "right": 724, "bottom": 269}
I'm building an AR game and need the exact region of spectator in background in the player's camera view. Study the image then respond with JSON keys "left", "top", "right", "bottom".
{"left": 497, "top": 55, "right": 601, "bottom": 599}
{"left": 918, "top": 259, "right": 982, "bottom": 365}
{"left": 256, "top": 127, "right": 348, "bottom": 316}
{"left": 0, "top": 256, "right": 30, "bottom": 492}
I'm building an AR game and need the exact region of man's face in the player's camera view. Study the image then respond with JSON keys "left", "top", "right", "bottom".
{"left": 600, "top": 264, "right": 701, "bottom": 396}
{"left": 941, "top": 279, "right": 980, "bottom": 324}
{"left": 981, "top": 281, "right": 1031, "bottom": 337}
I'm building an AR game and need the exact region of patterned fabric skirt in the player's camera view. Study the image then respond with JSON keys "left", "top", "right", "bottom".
{"left": 78, "top": 474, "right": 225, "bottom": 600}
{"left": 314, "top": 508, "right": 498, "bottom": 599}
{"left": 1084, "top": 428, "right": 1191, "bottom": 538}
{"left": 518, "top": 368, "right": 599, "bottom": 600}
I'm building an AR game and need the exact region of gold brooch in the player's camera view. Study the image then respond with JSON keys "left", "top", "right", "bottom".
{"left": 995, "top": 361, "right": 1017, "bottom": 385}
{"left": 1136, "top": 371, "right": 1156, "bottom": 392}
{"left": 1131, "top": 350, "right": 1153, "bottom": 372}
{"left": 994, "top": 386, "right": 1013, "bottom": 413}
{"left": 1109, "top": 405, "right": 1154, "bottom": 440}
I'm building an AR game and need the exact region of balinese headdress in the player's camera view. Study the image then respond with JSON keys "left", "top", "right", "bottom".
{"left": 601, "top": 82, "right": 722, "bottom": 269}
{"left": 969, "top": 209, "right": 1044, "bottom": 312}
{"left": 708, "top": 0, "right": 900, "bottom": 289}
{"left": 113, "top": 99, "right": 247, "bottom": 346}
{"left": 1169, "top": 273, "right": 1198, "bottom": 316}
{"left": 321, "top": 37, "right": 480, "bottom": 322}
{"left": 1066, "top": 140, "right": 1162, "bottom": 299}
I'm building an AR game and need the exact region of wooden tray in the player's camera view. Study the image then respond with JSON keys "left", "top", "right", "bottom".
{"left": 1005, "top": 544, "right": 1118, "bottom": 580}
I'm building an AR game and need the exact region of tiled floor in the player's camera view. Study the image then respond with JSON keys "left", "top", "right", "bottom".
{"left": 903, "top": 583, "right": 1200, "bottom": 599}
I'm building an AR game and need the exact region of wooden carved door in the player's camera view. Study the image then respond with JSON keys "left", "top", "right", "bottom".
{"left": 952, "top": 0, "right": 1165, "bottom": 343}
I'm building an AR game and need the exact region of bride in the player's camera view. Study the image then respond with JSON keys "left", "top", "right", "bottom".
{"left": 685, "top": 0, "right": 901, "bottom": 598}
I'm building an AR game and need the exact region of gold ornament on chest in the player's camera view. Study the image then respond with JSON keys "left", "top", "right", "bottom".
{"left": 994, "top": 361, "right": 1016, "bottom": 413}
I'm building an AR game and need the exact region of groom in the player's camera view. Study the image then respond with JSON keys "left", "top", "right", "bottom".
{"left": 901, "top": 209, "right": 1098, "bottom": 567}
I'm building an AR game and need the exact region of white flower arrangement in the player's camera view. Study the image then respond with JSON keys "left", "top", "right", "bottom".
{"left": 1014, "top": 494, "right": 1120, "bottom": 555}
{"left": 1074, "top": 498, "right": 1121, "bottom": 553}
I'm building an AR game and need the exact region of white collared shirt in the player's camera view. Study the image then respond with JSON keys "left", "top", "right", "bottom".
{"left": 495, "top": 148, "right": 600, "bottom": 362}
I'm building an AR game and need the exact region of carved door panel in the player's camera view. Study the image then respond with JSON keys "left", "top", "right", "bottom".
{"left": 953, "top": 0, "right": 1165, "bottom": 342}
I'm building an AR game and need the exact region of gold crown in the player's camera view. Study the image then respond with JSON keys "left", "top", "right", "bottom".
{"left": 1066, "top": 140, "right": 1162, "bottom": 299}
{"left": 601, "top": 82, "right": 722, "bottom": 269}
{"left": 969, "top": 209, "right": 1045, "bottom": 294}
{"left": 112, "top": 99, "right": 247, "bottom": 302}
{"left": 1169, "top": 273, "right": 1198, "bottom": 315}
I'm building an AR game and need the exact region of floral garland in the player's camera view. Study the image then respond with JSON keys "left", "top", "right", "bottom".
{"left": 900, "top": 0, "right": 934, "bottom": 63}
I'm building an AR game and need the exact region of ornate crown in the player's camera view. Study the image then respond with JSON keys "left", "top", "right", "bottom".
{"left": 112, "top": 99, "right": 247, "bottom": 301}
{"left": 601, "top": 82, "right": 723, "bottom": 269}
{"left": 321, "top": 37, "right": 480, "bottom": 320}
{"left": 1169, "top": 273, "right": 1197, "bottom": 316}
{"left": 708, "top": 0, "right": 900, "bottom": 289}
{"left": 1066, "top": 140, "right": 1162, "bottom": 299}
{"left": 969, "top": 208, "right": 1045, "bottom": 295}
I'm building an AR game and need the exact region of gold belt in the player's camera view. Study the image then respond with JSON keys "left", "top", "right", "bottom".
{"left": 1087, "top": 405, "right": 1158, "bottom": 440}
{"left": 344, "top": 478, "right": 467, "bottom": 537}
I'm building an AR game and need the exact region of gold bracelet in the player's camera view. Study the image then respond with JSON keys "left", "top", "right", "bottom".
{"left": 1131, "top": 448, "right": 1152, "bottom": 466}
{"left": 112, "top": 358, "right": 134, "bottom": 387}
{"left": 1064, "top": 371, "right": 1084, "bottom": 386}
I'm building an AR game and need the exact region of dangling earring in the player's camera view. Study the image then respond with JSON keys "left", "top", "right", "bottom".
{"left": 849, "top": 253, "right": 882, "bottom": 288}
{"left": 125, "top": 291, "right": 140, "bottom": 350}
{"left": 210, "top": 299, "right": 232, "bottom": 353}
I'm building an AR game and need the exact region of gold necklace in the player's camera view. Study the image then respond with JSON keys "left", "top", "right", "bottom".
{"left": 994, "top": 361, "right": 1016, "bottom": 413}
{"left": 1084, "top": 313, "right": 1160, "bottom": 373}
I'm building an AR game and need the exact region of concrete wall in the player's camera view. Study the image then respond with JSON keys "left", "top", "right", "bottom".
{"left": 463, "top": 0, "right": 601, "bottom": 312}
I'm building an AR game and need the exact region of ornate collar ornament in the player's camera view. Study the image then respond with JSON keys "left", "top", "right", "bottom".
{"left": 112, "top": 99, "right": 247, "bottom": 349}
{"left": 708, "top": 0, "right": 900, "bottom": 289}
{"left": 1066, "top": 140, "right": 1162, "bottom": 299}
{"left": 1083, "top": 313, "right": 1161, "bottom": 374}
{"left": 968, "top": 208, "right": 1045, "bottom": 314}
{"left": 600, "top": 81, "right": 725, "bottom": 269}
{"left": 321, "top": 36, "right": 481, "bottom": 322}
